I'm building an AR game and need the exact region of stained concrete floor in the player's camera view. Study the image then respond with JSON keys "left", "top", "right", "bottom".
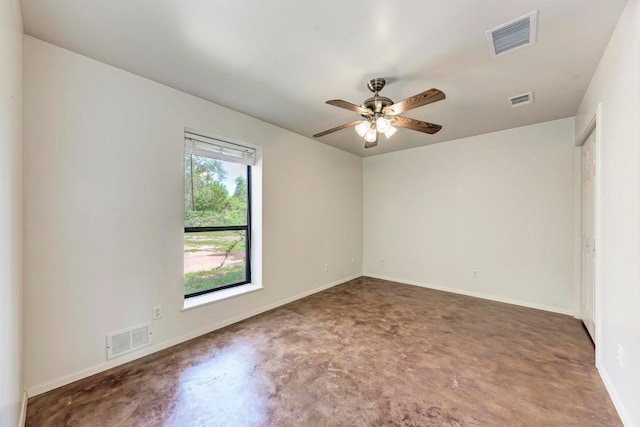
{"left": 26, "top": 277, "right": 620, "bottom": 426}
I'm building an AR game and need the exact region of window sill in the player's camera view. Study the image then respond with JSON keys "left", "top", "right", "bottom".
{"left": 182, "top": 283, "right": 263, "bottom": 311}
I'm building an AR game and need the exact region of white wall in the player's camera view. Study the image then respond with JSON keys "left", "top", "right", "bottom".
{"left": 0, "top": 0, "right": 24, "bottom": 424}
{"left": 363, "top": 118, "right": 576, "bottom": 314}
{"left": 575, "top": 0, "right": 640, "bottom": 424}
{"left": 24, "top": 36, "right": 362, "bottom": 395}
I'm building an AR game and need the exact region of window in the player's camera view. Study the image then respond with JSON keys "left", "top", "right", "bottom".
{"left": 183, "top": 131, "right": 255, "bottom": 298}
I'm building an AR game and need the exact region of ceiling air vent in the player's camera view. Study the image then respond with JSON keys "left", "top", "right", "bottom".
{"left": 486, "top": 11, "right": 538, "bottom": 56}
{"left": 509, "top": 92, "right": 534, "bottom": 107}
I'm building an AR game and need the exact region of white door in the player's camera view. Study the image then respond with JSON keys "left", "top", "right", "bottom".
{"left": 581, "top": 130, "right": 596, "bottom": 342}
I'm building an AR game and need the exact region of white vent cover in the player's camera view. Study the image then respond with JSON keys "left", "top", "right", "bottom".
{"left": 509, "top": 91, "right": 534, "bottom": 107}
{"left": 106, "top": 323, "right": 152, "bottom": 360}
{"left": 486, "top": 11, "right": 538, "bottom": 56}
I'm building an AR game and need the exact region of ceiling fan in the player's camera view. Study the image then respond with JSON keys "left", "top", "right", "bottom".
{"left": 313, "top": 78, "right": 446, "bottom": 148}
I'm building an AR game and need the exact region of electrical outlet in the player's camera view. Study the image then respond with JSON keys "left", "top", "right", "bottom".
{"left": 152, "top": 306, "right": 162, "bottom": 320}
{"left": 472, "top": 269, "right": 479, "bottom": 278}
{"left": 616, "top": 344, "right": 623, "bottom": 368}
{"left": 380, "top": 258, "right": 385, "bottom": 265}
{"left": 351, "top": 257, "right": 355, "bottom": 265}
{"left": 324, "top": 264, "right": 329, "bottom": 272}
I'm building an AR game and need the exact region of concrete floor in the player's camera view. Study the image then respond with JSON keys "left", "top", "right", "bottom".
{"left": 26, "top": 277, "right": 620, "bottom": 426}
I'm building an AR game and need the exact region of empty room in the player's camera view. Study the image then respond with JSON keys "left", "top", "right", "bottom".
{"left": 2, "top": 0, "right": 639, "bottom": 426}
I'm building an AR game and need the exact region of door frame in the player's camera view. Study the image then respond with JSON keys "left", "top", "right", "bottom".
{"left": 575, "top": 103, "right": 602, "bottom": 363}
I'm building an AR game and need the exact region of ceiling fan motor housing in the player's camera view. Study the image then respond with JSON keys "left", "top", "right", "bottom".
{"left": 361, "top": 95, "right": 393, "bottom": 117}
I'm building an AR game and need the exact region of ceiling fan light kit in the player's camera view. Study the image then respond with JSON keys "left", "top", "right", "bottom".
{"left": 314, "top": 78, "right": 445, "bottom": 149}
{"left": 383, "top": 125, "right": 397, "bottom": 139}
{"left": 355, "top": 120, "right": 371, "bottom": 137}
{"left": 364, "top": 126, "right": 377, "bottom": 143}
{"left": 376, "top": 117, "right": 391, "bottom": 133}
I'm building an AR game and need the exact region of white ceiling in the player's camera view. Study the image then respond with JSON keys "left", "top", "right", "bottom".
{"left": 20, "top": 0, "right": 626, "bottom": 157}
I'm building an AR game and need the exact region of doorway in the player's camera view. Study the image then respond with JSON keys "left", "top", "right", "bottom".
{"left": 580, "top": 127, "right": 596, "bottom": 343}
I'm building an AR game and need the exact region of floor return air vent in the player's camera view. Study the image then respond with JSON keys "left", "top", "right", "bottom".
{"left": 106, "top": 322, "right": 152, "bottom": 360}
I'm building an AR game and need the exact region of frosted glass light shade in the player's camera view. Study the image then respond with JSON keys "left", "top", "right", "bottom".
{"left": 384, "top": 125, "right": 397, "bottom": 139}
{"left": 355, "top": 120, "right": 371, "bottom": 137}
{"left": 376, "top": 117, "right": 391, "bottom": 133}
{"left": 364, "top": 127, "right": 377, "bottom": 143}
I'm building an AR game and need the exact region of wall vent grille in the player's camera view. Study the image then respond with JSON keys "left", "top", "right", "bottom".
{"left": 486, "top": 11, "right": 538, "bottom": 56}
{"left": 509, "top": 92, "right": 534, "bottom": 107}
{"left": 106, "top": 323, "right": 152, "bottom": 360}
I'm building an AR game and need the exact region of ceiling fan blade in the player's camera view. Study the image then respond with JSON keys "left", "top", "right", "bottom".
{"left": 383, "top": 89, "right": 445, "bottom": 116}
{"left": 393, "top": 116, "right": 442, "bottom": 134}
{"left": 364, "top": 138, "right": 378, "bottom": 149}
{"left": 326, "top": 99, "right": 373, "bottom": 115}
{"left": 313, "top": 120, "right": 362, "bottom": 138}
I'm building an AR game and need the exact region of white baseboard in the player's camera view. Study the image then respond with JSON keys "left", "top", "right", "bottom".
{"left": 364, "top": 273, "right": 574, "bottom": 316}
{"left": 597, "top": 363, "right": 633, "bottom": 426}
{"left": 18, "top": 391, "right": 27, "bottom": 427}
{"left": 27, "top": 274, "right": 361, "bottom": 397}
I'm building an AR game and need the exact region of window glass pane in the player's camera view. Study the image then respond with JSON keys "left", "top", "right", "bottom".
{"left": 184, "top": 155, "right": 249, "bottom": 227}
{"left": 183, "top": 148, "right": 251, "bottom": 297}
{"left": 184, "top": 230, "right": 247, "bottom": 295}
